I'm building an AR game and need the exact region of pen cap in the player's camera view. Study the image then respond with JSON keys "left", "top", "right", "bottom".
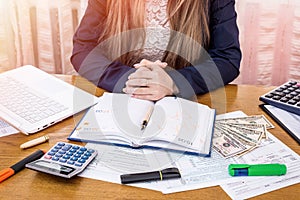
{"left": 228, "top": 164, "right": 287, "bottom": 176}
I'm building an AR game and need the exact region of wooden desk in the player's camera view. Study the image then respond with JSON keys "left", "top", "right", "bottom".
{"left": 0, "top": 75, "right": 299, "bottom": 199}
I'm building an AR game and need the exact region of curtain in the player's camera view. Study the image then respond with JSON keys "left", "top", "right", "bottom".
{"left": 0, "top": 0, "right": 299, "bottom": 86}
{"left": 234, "top": 0, "right": 300, "bottom": 86}
{"left": 0, "top": 0, "right": 87, "bottom": 74}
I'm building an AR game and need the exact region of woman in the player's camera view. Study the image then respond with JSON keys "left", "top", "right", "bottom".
{"left": 71, "top": 0, "right": 241, "bottom": 100}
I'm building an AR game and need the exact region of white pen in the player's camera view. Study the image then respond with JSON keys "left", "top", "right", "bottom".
{"left": 141, "top": 106, "right": 154, "bottom": 130}
{"left": 20, "top": 135, "right": 49, "bottom": 149}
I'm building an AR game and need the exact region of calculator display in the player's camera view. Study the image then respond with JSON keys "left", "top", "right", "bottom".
{"left": 31, "top": 160, "right": 75, "bottom": 175}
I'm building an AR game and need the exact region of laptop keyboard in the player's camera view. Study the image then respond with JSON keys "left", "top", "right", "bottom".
{"left": 0, "top": 77, "right": 68, "bottom": 124}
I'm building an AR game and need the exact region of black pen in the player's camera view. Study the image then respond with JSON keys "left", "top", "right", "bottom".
{"left": 141, "top": 106, "right": 154, "bottom": 130}
{"left": 0, "top": 149, "right": 45, "bottom": 183}
{"left": 120, "top": 167, "right": 181, "bottom": 184}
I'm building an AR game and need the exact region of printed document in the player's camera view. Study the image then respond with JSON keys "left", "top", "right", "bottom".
{"left": 78, "top": 111, "right": 300, "bottom": 197}
{"left": 80, "top": 142, "right": 234, "bottom": 193}
{"left": 221, "top": 133, "right": 300, "bottom": 199}
{"left": 0, "top": 119, "right": 19, "bottom": 137}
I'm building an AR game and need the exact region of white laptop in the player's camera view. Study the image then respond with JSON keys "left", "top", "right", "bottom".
{"left": 0, "top": 65, "right": 99, "bottom": 135}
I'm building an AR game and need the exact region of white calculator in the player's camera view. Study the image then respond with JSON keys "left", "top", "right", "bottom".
{"left": 26, "top": 142, "right": 97, "bottom": 178}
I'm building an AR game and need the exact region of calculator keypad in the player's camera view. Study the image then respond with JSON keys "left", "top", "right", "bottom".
{"left": 44, "top": 142, "right": 95, "bottom": 167}
{"left": 259, "top": 81, "right": 300, "bottom": 115}
{"left": 25, "top": 142, "right": 97, "bottom": 178}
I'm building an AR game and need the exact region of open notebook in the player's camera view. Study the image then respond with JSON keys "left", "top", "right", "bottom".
{"left": 68, "top": 93, "right": 216, "bottom": 156}
{"left": 0, "top": 65, "right": 99, "bottom": 134}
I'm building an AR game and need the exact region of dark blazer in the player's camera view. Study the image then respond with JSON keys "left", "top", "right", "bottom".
{"left": 71, "top": 0, "right": 241, "bottom": 99}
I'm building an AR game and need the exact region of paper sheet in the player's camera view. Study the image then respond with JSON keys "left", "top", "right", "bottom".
{"left": 78, "top": 111, "right": 243, "bottom": 193}
{"left": 263, "top": 104, "right": 300, "bottom": 142}
{"left": 0, "top": 119, "right": 19, "bottom": 137}
{"left": 221, "top": 133, "right": 300, "bottom": 199}
{"left": 79, "top": 142, "right": 235, "bottom": 193}
{"left": 78, "top": 111, "right": 300, "bottom": 197}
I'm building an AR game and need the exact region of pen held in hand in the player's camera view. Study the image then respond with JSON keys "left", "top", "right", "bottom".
{"left": 20, "top": 135, "right": 49, "bottom": 149}
{"left": 141, "top": 106, "right": 154, "bottom": 130}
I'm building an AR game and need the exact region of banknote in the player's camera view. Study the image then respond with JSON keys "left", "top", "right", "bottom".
{"left": 213, "top": 124, "right": 257, "bottom": 158}
{"left": 216, "top": 124, "right": 260, "bottom": 145}
{"left": 216, "top": 115, "right": 274, "bottom": 129}
{"left": 217, "top": 123, "right": 266, "bottom": 141}
{"left": 212, "top": 115, "right": 273, "bottom": 158}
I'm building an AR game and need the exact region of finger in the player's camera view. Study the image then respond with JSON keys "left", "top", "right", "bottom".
{"left": 123, "top": 86, "right": 139, "bottom": 94}
{"left": 128, "top": 84, "right": 170, "bottom": 100}
{"left": 128, "top": 70, "right": 153, "bottom": 80}
{"left": 129, "top": 67, "right": 150, "bottom": 79}
{"left": 133, "top": 63, "right": 158, "bottom": 70}
{"left": 135, "top": 60, "right": 166, "bottom": 70}
{"left": 126, "top": 78, "right": 149, "bottom": 87}
{"left": 140, "top": 59, "right": 152, "bottom": 65}
{"left": 159, "top": 63, "right": 168, "bottom": 68}
{"left": 133, "top": 63, "right": 146, "bottom": 68}
{"left": 130, "top": 86, "right": 153, "bottom": 95}
{"left": 136, "top": 63, "right": 159, "bottom": 71}
{"left": 129, "top": 67, "right": 150, "bottom": 78}
{"left": 132, "top": 87, "right": 165, "bottom": 101}
{"left": 133, "top": 59, "right": 152, "bottom": 68}
{"left": 135, "top": 66, "right": 151, "bottom": 73}
{"left": 154, "top": 60, "right": 168, "bottom": 68}
{"left": 131, "top": 94, "right": 156, "bottom": 101}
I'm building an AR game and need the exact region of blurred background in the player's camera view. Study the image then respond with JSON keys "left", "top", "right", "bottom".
{"left": 0, "top": 0, "right": 300, "bottom": 86}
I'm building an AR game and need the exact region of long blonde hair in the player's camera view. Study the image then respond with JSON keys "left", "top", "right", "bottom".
{"left": 98, "top": 0, "right": 210, "bottom": 69}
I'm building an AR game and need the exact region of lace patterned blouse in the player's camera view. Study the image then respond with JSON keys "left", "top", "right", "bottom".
{"left": 141, "top": 0, "right": 170, "bottom": 61}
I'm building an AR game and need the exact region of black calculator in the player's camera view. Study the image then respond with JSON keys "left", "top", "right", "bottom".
{"left": 259, "top": 80, "right": 300, "bottom": 116}
{"left": 26, "top": 142, "right": 97, "bottom": 178}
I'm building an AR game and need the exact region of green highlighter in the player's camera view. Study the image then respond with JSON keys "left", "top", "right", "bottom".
{"left": 228, "top": 164, "right": 287, "bottom": 176}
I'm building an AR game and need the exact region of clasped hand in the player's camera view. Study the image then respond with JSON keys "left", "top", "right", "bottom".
{"left": 123, "top": 59, "right": 178, "bottom": 101}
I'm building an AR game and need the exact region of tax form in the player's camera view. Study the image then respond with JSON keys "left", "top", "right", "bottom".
{"left": 221, "top": 133, "right": 300, "bottom": 199}
{"left": 80, "top": 142, "right": 234, "bottom": 193}
{"left": 78, "top": 111, "right": 300, "bottom": 197}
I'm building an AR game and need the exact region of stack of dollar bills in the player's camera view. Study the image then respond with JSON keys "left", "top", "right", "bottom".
{"left": 213, "top": 115, "right": 274, "bottom": 158}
